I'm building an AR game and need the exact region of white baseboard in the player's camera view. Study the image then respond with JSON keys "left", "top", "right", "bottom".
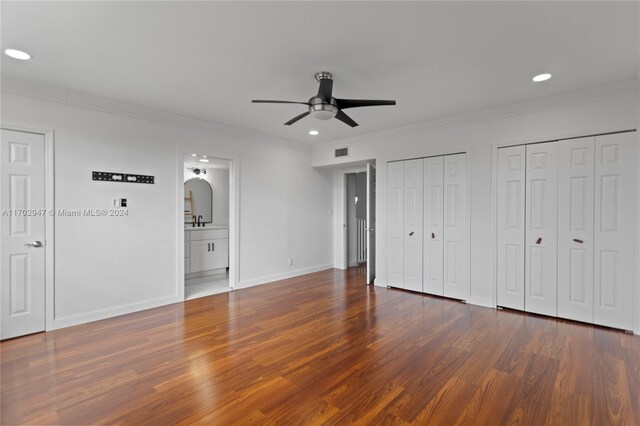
{"left": 49, "top": 265, "right": 333, "bottom": 331}
{"left": 237, "top": 264, "right": 333, "bottom": 289}
{"left": 373, "top": 278, "right": 387, "bottom": 288}
{"left": 467, "top": 295, "right": 495, "bottom": 309}
{"left": 52, "top": 294, "right": 179, "bottom": 330}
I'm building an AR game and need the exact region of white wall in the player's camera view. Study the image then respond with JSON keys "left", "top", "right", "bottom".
{"left": 314, "top": 89, "right": 640, "bottom": 332}
{"left": 209, "top": 168, "right": 229, "bottom": 226}
{"left": 1, "top": 90, "right": 333, "bottom": 329}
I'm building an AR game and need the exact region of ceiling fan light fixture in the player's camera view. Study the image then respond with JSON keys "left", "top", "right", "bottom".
{"left": 309, "top": 103, "right": 338, "bottom": 120}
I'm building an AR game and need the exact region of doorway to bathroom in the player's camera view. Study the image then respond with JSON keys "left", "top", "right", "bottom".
{"left": 178, "top": 151, "right": 239, "bottom": 301}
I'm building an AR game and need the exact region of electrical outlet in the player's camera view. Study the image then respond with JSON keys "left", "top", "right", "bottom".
{"left": 288, "top": 258, "right": 293, "bottom": 266}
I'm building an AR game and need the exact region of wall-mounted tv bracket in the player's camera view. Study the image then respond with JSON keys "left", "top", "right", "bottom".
{"left": 92, "top": 171, "right": 154, "bottom": 184}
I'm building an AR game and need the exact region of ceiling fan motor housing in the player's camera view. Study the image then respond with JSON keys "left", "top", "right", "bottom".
{"left": 308, "top": 96, "right": 338, "bottom": 120}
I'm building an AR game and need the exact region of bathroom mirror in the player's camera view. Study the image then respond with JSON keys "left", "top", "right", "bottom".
{"left": 184, "top": 178, "right": 213, "bottom": 223}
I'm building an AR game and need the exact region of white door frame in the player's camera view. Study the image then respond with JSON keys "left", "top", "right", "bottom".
{"left": 338, "top": 166, "right": 367, "bottom": 270}
{"left": 1, "top": 125, "right": 55, "bottom": 332}
{"left": 176, "top": 147, "right": 240, "bottom": 300}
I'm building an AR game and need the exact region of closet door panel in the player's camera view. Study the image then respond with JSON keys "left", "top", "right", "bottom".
{"left": 387, "top": 161, "right": 405, "bottom": 288}
{"left": 443, "top": 153, "right": 469, "bottom": 300}
{"left": 558, "top": 137, "right": 594, "bottom": 323}
{"left": 423, "top": 156, "right": 444, "bottom": 295}
{"left": 594, "top": 133, "right": 636, "bottom": 330}
{"left": 525, "top": 142, "right": 558, "bottom": 316}
{"left": 497, "top": 146, "right": 526, "bottom": 310}
{"left": 403, "top": 159, "right": 423, "bottom": 292}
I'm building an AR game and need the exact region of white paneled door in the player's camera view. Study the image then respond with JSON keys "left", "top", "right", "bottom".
{"left": 497, "top": 131, "right": 636, "bottom": 330}
{"left": 525, "top": 142, "right": 558, "bottom": 316}
{"left": 496, "top": 145, "right": 526, "bottom": 310}
{"left": 1, "top": 129, "right": 46, "bottom": 340}
{"left": 389, "top": 154, "right": 469, "bottom": 297}
{"left": 593, "top": 133, "right": 636, "bottom": 330}
{"left": 423, "top": 156, "right": 444, "bottom": 296}
{"left": 387, "top": 161, "right": 404, "bottom": 288}
{"left": 558, "top": 137, "right": 595, "bottom": 323}
{"left": 443, "top": 153, "right": 469, "bottom": 300}
{"left": 403, "top": 159, "right": 423, "bottom": 292}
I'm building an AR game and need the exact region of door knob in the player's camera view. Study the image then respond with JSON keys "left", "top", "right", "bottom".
{"left": 24, "top": 241, "right": 42, "bottom": 248}
{"left": 535, "top": 237, "right": 542, "bottom": 245}
{"left": 431, "top": 233, "right": 435, "bottom": 239}
{"left": 573, "top": 238, "right": 584, "bottom": 244}
{"left": 409, "top": 231, "right": 414, "bottom": 236}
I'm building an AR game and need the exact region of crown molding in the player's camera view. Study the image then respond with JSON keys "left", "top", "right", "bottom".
{"left": 3, "top": 77, "right": 637, "bottom": 155}
{"left": 0, "top": 77, "right": 312, "bottom": 153}
{"left": 316, "top": 80, "right": 640, "bottom": 151}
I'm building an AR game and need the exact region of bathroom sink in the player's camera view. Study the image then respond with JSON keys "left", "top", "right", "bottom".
{"left": 185, "top": 225, "right": 228, "bottom": 231}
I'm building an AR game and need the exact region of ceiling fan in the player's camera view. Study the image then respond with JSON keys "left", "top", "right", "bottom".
{"left": 252, "top": 71, "right": 396, "bottom": 128}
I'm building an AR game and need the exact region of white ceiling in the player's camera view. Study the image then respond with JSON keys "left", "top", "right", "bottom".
{"left": 2, "top": 2, "right": 638, "bottom": 145}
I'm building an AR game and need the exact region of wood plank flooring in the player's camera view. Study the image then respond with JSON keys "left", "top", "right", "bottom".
{"left": 1, "top": 267, "right": 639, "bottom": 425}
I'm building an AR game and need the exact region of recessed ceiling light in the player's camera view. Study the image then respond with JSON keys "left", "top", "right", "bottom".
{"left": 532, "top": 73, "right": 552, "bottom": 82}
{"left": 309, "top": 130, "right": 319, "bottom": 136}
{"left": 191, "top": 153, "right": 197, "bottom": 157}
{"left": 4, "top": 49, "right": 30, "bottom": 60}
{"left": 199, "top": 159, "right": 210, "bottom": 163}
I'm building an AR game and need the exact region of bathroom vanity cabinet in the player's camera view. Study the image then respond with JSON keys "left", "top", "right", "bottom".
{"left": 185, "top": 227, "right": 229, "bottom": 274}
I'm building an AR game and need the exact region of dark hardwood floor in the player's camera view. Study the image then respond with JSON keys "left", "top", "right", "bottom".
{"left": 1, "top": 266, "right": 639, "bottom": 425}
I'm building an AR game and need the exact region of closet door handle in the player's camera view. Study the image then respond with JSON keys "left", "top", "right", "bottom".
{"left": 431, "top": 233, "right": 435, "bottom": 239}
{"left": 212, "top": 242, "right": 215, "bottom": 251}
{"left": 536, "top": 237, "right": 542, "bottom": 245}
{"left": 207, "top": 243, "right": 210, "bottom": 252}
{"left": 409, "top": 231, "right": 414, "bottom": 237}
{"left": 573, "top": 238, "right": 584, "bottom": 244}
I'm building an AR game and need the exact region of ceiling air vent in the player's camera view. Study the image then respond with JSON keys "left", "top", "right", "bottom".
{"left": 335, "top": 147, "right": 349, "bottom": 158}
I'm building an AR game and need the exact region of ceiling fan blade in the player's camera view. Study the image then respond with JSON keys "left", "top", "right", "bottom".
{"left": 317, "top": 79, "right": 333, "bottom": 102}
{"left": 252, "top": 100, "right": 310, "bottom": 105}
{"left": 284, "top": 111, "right": 310, "bottom": 126}
{"left": 335, "top": 99, "right": 396, "bottom": 109}
{"left": 335, "top": 110, "right": 359, "bottom": 128}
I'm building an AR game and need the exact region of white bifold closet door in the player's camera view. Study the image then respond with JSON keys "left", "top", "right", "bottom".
{"left": 443, "top": 154, "right": 469, "bottom": 300}
{"left": 388, "top": 154, "right": 469, "bottom": 298}
{"left": 593, "top": 132, "right": 636, "bottom": 330}
{"left": 524, "top": 142, "right": 558, "bottom": 316}
{"left": 423, "top": 156, "right": 444, "bottom": 295}
{"left": 496, "top": 146, "right": 526, "bottom": 310}
{"left": 557, "top": 137, "right": 595, "bottom": 323}
{"left": 498, "top": 132, "right": 636, "bottom": 330}
{"left": 403, "top": 159, "right": 423, "bottom": 292}
{"left": 387, "top": 161, "right": 405, "bottom": 288}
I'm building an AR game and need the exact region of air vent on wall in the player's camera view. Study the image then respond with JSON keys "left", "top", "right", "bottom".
{"left": 335, "top": 147, "right": 349, "bottom": 158}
